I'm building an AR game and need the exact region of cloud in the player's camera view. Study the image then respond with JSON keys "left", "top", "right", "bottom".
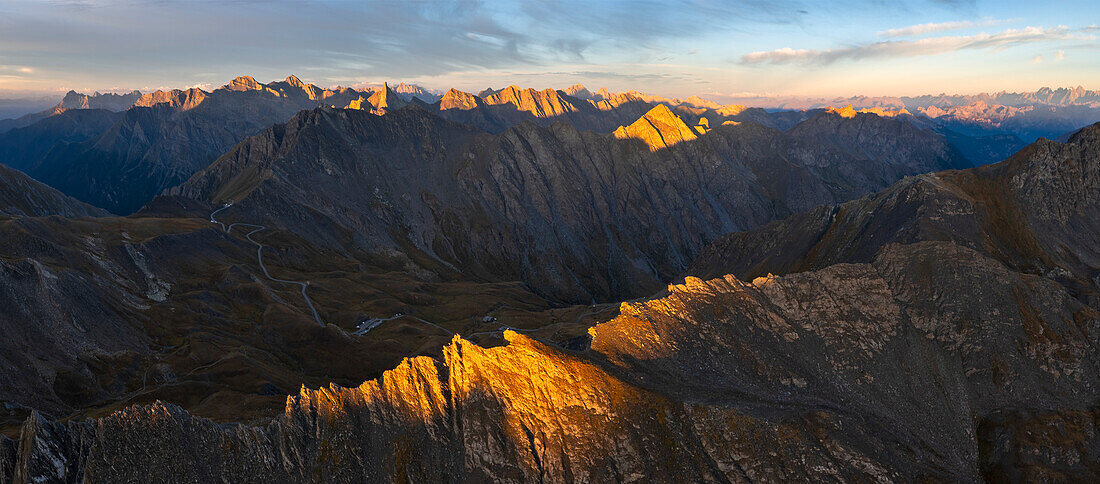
{"left": 1055, "top": 50, "right": 1065, "bottom": 60}
{"left": 877, "top": 18, "right": 1009, "bottom": 37}
{"left": 0, "top": 65, "right": 34, "bottom": 75}
{"left": 928, "top": 0, "right": 976, "bottom": 9}
{"left": 741, "top": 26, "right": 1077, "bottom": 65}
{"left": 0, "top": 0, "right": 806, "bottom": 91}
{"left": 1032, "top": 54, "right": 1043, "bottom": 63}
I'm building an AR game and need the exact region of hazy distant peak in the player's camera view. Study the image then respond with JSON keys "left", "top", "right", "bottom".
{"left": 826, "top": 104, "right": 910, "bottom": 118}
{"left": 564, "top": 84, "right": 594, "bottom": 100}
{"left": 53, "top": 89, "right": 143, "bottom": 112}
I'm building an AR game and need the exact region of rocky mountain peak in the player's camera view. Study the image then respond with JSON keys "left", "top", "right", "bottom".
{"left": 222, "top": 75, "right": 264, "bottom": 91}
{"left": 564, "top": 84, "right": 594, "bottom": 99}
{"left": 440, "top": 88, "right": 482, "bottom": 110}
{"left": 284, "top": 75, "right": 305, "bottom": 88}
{"left": 482, "top": 85, "right": 579, "bottom": 118}
{"left": 133, "top": 88, "right": 207, "bottom": 110}
{"left": 389, "top": 82, "right": 440, "bottom": 102}
{"left": 366, "top": 82, "right": 408, "bottom": 114}
{"left": 613, "top": 103, "right": 698, "bottom": 150}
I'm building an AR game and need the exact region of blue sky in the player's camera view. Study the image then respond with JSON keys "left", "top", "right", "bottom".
{"left": 0, "top": 0, "right": 1096, "bottom": 102}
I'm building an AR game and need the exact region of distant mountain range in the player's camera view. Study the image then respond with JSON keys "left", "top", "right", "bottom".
{"left": 0, "top": 75, "right": 977, "bottom": 214}
{"left": 1, "top": 75, "right": 1086, "bottom": 218}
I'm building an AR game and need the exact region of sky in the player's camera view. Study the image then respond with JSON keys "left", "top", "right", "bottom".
{"left": 0, "top": 0, "right": 1097, "bottom": 104}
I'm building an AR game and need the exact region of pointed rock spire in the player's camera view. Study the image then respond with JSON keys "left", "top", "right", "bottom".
{"left": 366, "top": 82, "right": 407, "bottom": 114}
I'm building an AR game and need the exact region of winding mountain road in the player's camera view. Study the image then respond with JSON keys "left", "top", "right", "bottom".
{"left": 210, "top": 203, "right": 324, "bottom": 327}
{"left": 212, "top": 202, "right": 638, "bottom": 337}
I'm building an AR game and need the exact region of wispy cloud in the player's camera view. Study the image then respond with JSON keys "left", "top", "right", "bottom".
{"left": 0, "top": 65, "right": 35, "bottom": 75}
{"left": 877, "top": 18, "right": 1009, "bottom": 37}
{"left": 742, "top": 26, "right": 1077, "bottom": 65}
{"left": 1032, "top": 54, "right": 1043, "bottom": 64}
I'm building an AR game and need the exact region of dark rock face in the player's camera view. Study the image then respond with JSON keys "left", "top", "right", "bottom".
{"left": 0, "top": 109, "right": 124, "bottom": 175}
{"left": 0, "top": 164, "right": 106, "bottom": 218}
{"left": 170, "top": 106, "right": 965, "bottom": 303}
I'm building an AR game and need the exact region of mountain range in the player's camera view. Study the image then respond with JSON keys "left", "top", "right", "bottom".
{"left": 0, "top": 75, "right": 1097, "bottom": 481}
{"left": 0, "top": 75, "right": 1064, "bottom": 215}
{"left": 167, "top": 102, "right": 967, "bottom": 302}
{"left": 2, "top": 116, "right": 1097, "bottom": 481}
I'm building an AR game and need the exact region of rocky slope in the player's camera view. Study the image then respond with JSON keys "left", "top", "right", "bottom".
{"left": 5, "top": 237, "right": 1096, "bottom": 481}
{"left": 0, "top": 163, "right": 106, "bottom": 217}
{"left": 0, "top": 109, "right": 124, "bottom": 173}
{"left": 170, "top": 105, "right": 967, "bottom": 303}
{"left": 689, "top": 122, "right": 1100, "bottom": 292}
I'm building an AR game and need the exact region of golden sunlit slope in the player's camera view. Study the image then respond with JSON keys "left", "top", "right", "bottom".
{"left": 613, "top": 103, "right": 698, "bottom": 150}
